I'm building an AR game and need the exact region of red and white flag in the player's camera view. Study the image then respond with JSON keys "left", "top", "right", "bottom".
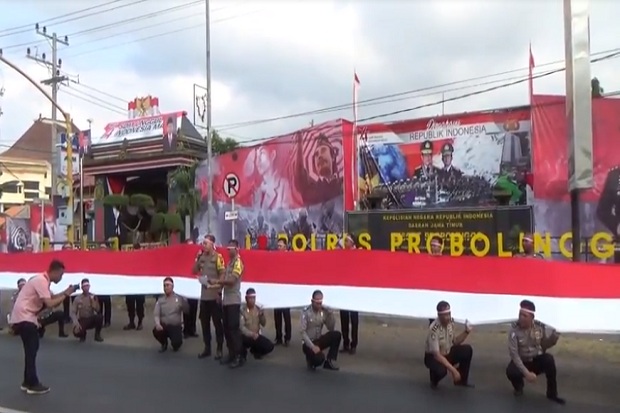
{"left": 1, "top": 246, "right": 619, "bottom": 333}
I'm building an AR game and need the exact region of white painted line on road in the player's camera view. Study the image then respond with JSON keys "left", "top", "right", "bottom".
{"left": 0, "top": 406, "right": 31, "bottom": 413}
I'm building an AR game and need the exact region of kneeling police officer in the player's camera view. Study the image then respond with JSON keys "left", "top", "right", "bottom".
{"left": 153, "top": 277, "right": 189, "bottom": 352}
{"left": 240, "top": 288, "right": 274, "bottom": 361}
{"left": 300, "top": 290, "right": 341, "bottom": 371}
{"left": 424, "top": 300, "right": 474, "bottom": 389}
{"left": 71, "top": 279, "right": 104, "bottom": 342}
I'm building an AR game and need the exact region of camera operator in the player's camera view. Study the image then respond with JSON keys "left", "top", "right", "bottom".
{"left": 71, "top": 278, "right": 104, "bottom": 343}
{"left": 9, "top": 259, "right": 77, "bottom": 395}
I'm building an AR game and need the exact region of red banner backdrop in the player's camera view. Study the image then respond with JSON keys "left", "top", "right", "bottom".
{"left": 531, "top": 95, "right": 620, "bottom": 248}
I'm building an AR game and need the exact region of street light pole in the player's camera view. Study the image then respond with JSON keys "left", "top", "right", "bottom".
{"left": 0, "top": 50, "right": 75, "bottom": 245}
{"left": 205, "top": 0, "right": 213, "bottom": 234}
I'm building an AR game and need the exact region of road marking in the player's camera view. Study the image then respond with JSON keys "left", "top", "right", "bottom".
{"left": 0, "top": 406, "right": 31, "bottom": 413}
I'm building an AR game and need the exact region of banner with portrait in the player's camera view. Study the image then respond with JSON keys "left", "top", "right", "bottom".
{"left": 194, "top": 120, "right": 349, "bottom": 249}
{"left": 358, "top": 108, "right": 532, "bottom": 209}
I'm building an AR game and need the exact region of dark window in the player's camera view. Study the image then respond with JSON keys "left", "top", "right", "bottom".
{"left": 45, "top": 187, "right": 51, "bottom": 196}
{"left": 24, "top": 191, "right": 38, "bottom": 200}
{"left": 1, "top": 182, "right": 20, "bottom": 193}
{"left": 23, "top": 181, "right": 40, "bottom": 191}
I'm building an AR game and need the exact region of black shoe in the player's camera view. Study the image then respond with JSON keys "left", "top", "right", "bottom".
{"left": 26, "top": 383, "right": 50, "bottom": 395}
{"left": 79, "top": 335, "right": 86, "bottom": 343}
{"left": 198, "top": 349, "right": 211, "bottom": 359}
{"left": 274, "top": 339, "right": 283, "bottom": 346}
{"left": 306, "top": 360, "right": 317, "bottom": 371}
{"left": 547, "top": 395, "right": 566, "bottom": 405}
{"left": 123, "top": 323, "right": 136, "bottom": 331}
{"left": 136, "top": 322, "right": 143, "bottom": 331}
{"left": 229, "top": 357, "right": 242, "bottom": 369}
{"left": 20, "top": 383, "right": 28, "bottom": 391}
{"left": 214, "top": 350, "right": 223, "bottom": 360}
{"left": 160, "top": 344, "right": 168, "bottom": 353}
{"left": 349, "top": 347, "right": 356, "bottom": 355}
{"left": 340, "top": 346, "right": 350, "bottom": 353}
{"left": 253, "top": 353, "right": 263, "bottom": 360}
{"left": 454, "top": 382, "right": 475, "bottom": 388}
{"left": 104, "top": 322, "right": 111, "bottom": 328}
{"left": 323, "top": 359, "right": 339, "bottom": 371}
{"left": 430, "top": 382, "right": 439, "bottom": 390}
{"left": 94, "top": 335, "right": 104, "bottom": 343}
{"left": 513, "top": 388, "right": 524, "bottom": 397}
{"left": 284, "top": 340, "right": 290, "bottom": 347}
{"left": 59, "top": 332, "right": 68, "bottom": 338}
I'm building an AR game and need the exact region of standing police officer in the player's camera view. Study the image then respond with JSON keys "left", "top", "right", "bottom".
{"left": 506, "top": 300, "right": 565, "bottom": 405}
{"left": 339, "top": 235, "right": 359, "bottom": 354}
{"left": 424, "top": 301, "right": 474, "bottom": 389}
{"left": 153, "top": 277, "right": 189, "bottom": 352}
{"left": 240, "top": 288, "right": 274, "bottom": 361}
{"left": 211, "top": 239, "right": 244, "bottom": 368}
{"left": 273, "top": 238, "right": 292, "bottom": 346}
{"left": 300, "top": 290, "right": 341, "bottom": 371}
{"left": 193, "top": 235, "right": 226, "bottom": 359}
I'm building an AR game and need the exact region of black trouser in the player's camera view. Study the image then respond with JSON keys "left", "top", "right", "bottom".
{"left": 184, "top": 299, "right": 198, "bottom": 335}
{"left": 340, "top": 310, "right": 359, "bottom": 349}
{"left": 99, "top": 296, "right": 112, "bottom": 324}
{"left": 274, "top": 308, "right": 292, "bottom": 342}
{"left": 73, "top": 315, "right": 103, "bottom": 339}
{"left": 62, "top": 296, "right": 75, "bottom": 321}
{"left": 199, "top": 300, "right": 224, "bottom": 351}
{"left": 38, "top": 310, "right": 66, "bottom": 336}
{"left": 153, "top": 324, "right": 183, "bottom": 351}
{"left": 222, "top": 304, "right": 242, "bottom": 359}
{"left": 13, "top": 321, "right": 41, "bottom": 387}
{"left": 424, "top": 344, "right": 473, "bottom": 385}
{"left": 506, "top": 353, "right": 558, "bottom": 397}
{"left": 125, "top": 295, "right": 145, "bottom": 324}
{"left": 302, "top": 330, "right": 342, "bottom": 367}
{"left": 241, "top": 334, "right": 275, "bottom": 358}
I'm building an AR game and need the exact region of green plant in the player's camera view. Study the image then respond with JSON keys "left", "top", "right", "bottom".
{"left": 164, "top": 213, "right": 184, "bottom": 233}
{"left": 129, "top": 194, "right": 154, "bottom": 208}
{"left": 168, "top": 163, "right": 201, "bottom": 219}
{"left": 103, "top": 194, "right": 129, "bottom": 207}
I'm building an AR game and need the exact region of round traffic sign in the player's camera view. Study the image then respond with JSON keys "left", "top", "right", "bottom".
{"left": 223, "top": 173, "right": 240, "bottom": 199}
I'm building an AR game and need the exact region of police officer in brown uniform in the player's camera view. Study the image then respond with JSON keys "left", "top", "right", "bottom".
{"left": 193, "top": 235, "right": 226, "bottom": 359}
{"left": 71, "top": 279, "right": 104, "bottom": 343}
{"left": 300, "top": 290, "right": 341, "bottom": 371}
{"left": 153, "top": 277, "right": 189, "bottom": 352}
{"left": 273, "top": 238, "right": 292, "bottom": 346}
{"left": 515, "top": 234, "right": 546, "bottom": 259}
{"left": 240, "top": 288, "right": 274, "bottom": 361}
{"left": 506, "top": 300, "right": 565, "bottom": 404}
{"left": 339, "top": 235, "right": 359, "bottom": 354}
{"left": 210, "top": 239, "right": 244, "bottom": 368}
{"left": 424, "top": 301, "right": 474, "bottom": 389}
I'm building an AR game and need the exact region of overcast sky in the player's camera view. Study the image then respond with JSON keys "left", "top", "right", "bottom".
{"left": 0, "top": 0, "right": 618, "bottom": 152}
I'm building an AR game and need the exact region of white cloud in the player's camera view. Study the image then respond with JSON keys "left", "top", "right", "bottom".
{"left": 0, "top": 0, "right": 618, "bottom": 153}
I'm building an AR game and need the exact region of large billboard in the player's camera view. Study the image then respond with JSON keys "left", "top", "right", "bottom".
{"left": 532, "top": 95, "right": 620, "bottom": 262}
{"left": 358, "top": 107, "right": 532, "bottom": 208}
{"left": 194, "top": 120, "right": 350, "bottom": 249}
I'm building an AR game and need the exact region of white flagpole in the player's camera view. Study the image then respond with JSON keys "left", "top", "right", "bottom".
{"left": 353, "top": 72, "right": 360, "bottom": 210}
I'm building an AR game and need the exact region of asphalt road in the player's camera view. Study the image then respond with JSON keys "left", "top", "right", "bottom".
{"left": 0, "top": 335, "right": 616, "bottom": 413}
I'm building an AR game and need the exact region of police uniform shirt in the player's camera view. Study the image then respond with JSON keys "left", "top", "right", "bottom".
{"left": 154, "top": 294, "right": 189, "bottom": 326}
{"left": 71, "top": 294, "right": 99, "bottom": 323}
{"left": 222, "top": 256, "right": 243, "bottom": 306}
{"left": 508, "top": 320, "right": 556, "bottom": 373}
{"left": 195, "top": 251, "right": 225, "bottom": 300}
{"left": 425, "top": 318, "right": 455, "bottom": 355}
{"left": 515, "top": 252, "right": 546, "bottom": 259}
{"left": 300, "top": 306, "right": 336, "bottom": 348}
{"left": 240, "top": 303, "right": 266, "bottom": 337}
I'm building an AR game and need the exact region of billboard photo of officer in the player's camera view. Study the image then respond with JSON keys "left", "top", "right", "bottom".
{"left": 412, "top": 140, "right": 439, "bottom": 180}
{"left": 439, "top": 143, "right": 462, "bottom": 180}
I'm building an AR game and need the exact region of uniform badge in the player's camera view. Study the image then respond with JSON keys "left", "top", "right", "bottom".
{"left": 431, "top": 333, "right": 437, "bottom": 341}
{"left": 534, "top": 330, "right": 541, "bottom": 340}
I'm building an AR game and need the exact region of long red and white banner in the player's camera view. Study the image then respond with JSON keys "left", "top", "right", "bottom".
{"left": 1, "top": 245, "right": 619, "bottom": 334}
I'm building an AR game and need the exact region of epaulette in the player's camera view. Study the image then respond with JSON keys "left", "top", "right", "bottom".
{"left": 510, "top": 321, "right": 518, "bottom": 329}
{"left": 302, "top": 305, "right": 311, "bottom": 312}
{"left": 533, "top": 319, "right": 545, "bottom": 328}
{"left": 429, "top": 320, "right": 439, "bottom": 331}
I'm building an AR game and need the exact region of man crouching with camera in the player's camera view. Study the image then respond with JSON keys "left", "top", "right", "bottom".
{"left": 71, "top": 279, "right": 104, "bottom": 343}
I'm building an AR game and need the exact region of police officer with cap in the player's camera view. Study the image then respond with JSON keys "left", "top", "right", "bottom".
{"left": 424, "top": 301, "right": 474, "bottom": 389}
{"left": 439, "top": 142, "right": 462, "bottom": 179}
{"left": 300, "top": 290, "right": 341, "bottom": 371}
{"left": 506, "top": 300, "right": 565, "bottom": 404}
{"left": 240, "top": 288, "right": 274, "bottom": 361}
{"left": 514, "top": 233, "right": 545, "bottom": 259}
{"left": 209, "top": 239, "right": 244, "bottom": 368}
{"left": 413, "top": 140, "right": 439, "bottom": 180}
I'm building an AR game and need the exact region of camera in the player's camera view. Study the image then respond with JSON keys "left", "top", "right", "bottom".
{"left": 72, "top": 284, "right": 80, "bottom": 291}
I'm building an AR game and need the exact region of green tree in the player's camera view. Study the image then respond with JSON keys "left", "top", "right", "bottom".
{"left": 592, "top": 77, "right": 604, "bottom": 98}
{"left": 211, "top": 130, "right": 239, "bottom": 155}
{"left": 168, "top": 130, "right": 238, "bottom": 229}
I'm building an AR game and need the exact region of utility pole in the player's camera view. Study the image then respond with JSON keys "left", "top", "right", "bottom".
{"left": 26, "top": 24, "right": 69, "bottom": 201}
{"left": 205, "top": 0, "right": 213, "bottom": 234}
{"left": 26, "top": 24, "right": 73, "bottom": 244}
